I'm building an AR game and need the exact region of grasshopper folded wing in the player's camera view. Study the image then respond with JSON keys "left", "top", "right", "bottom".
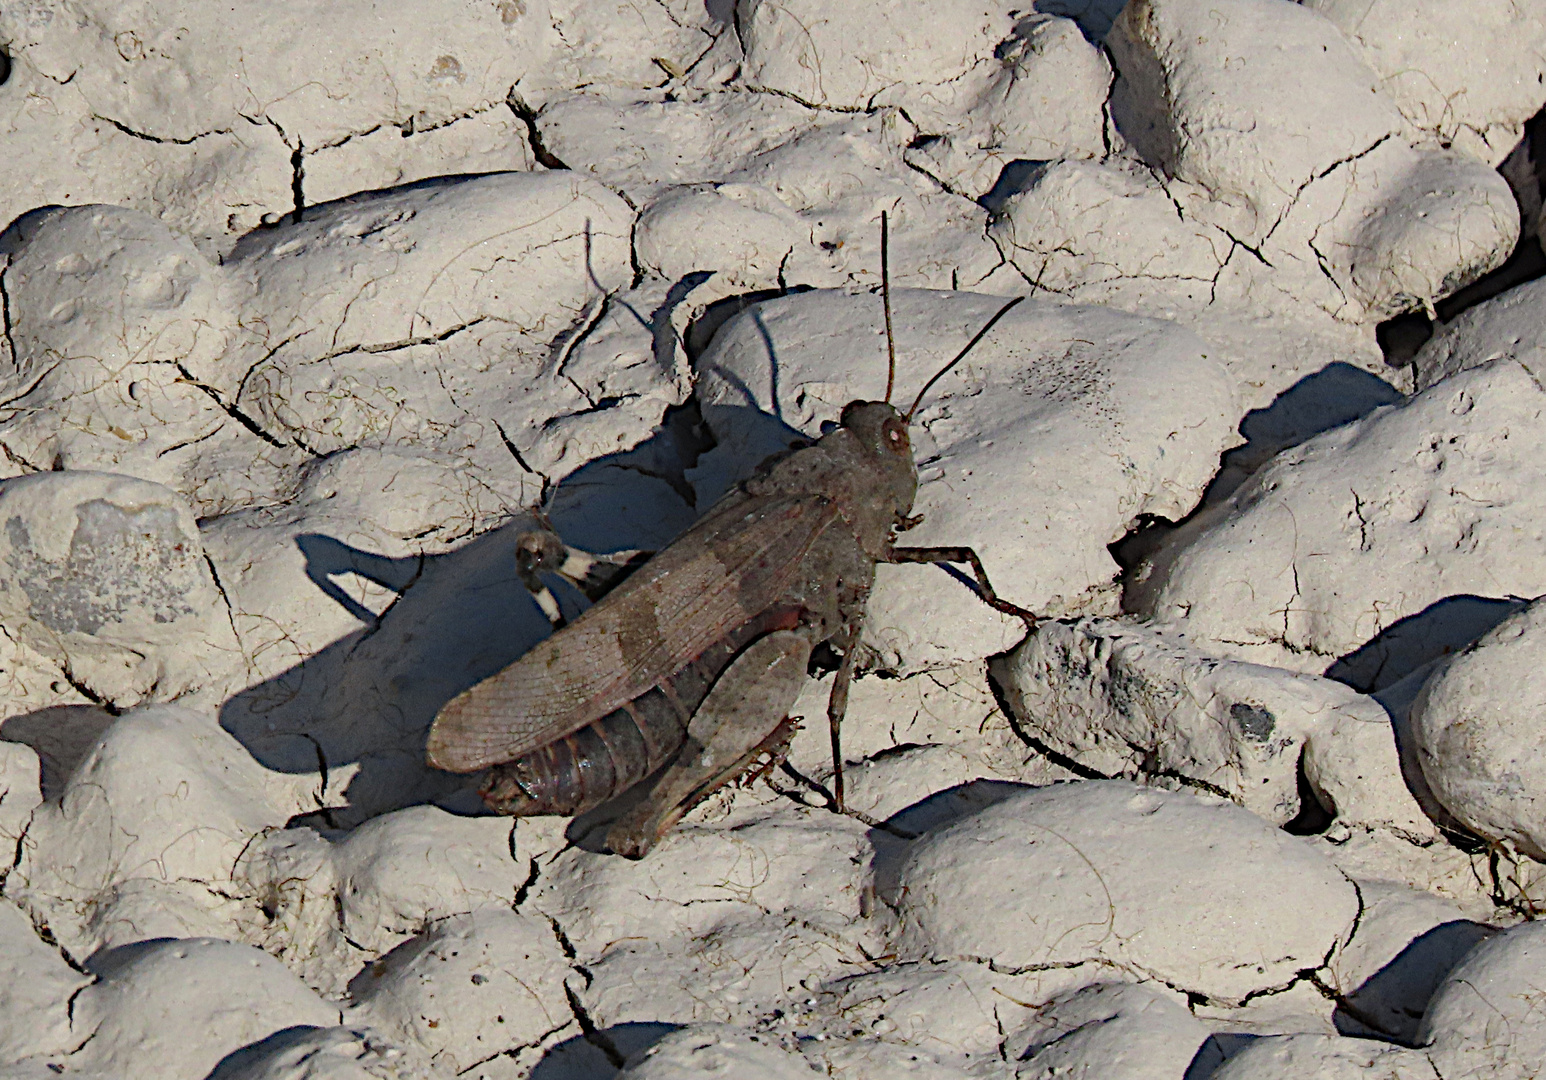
{"left": 426, "top": 495, "right": 838, "bottom": 772}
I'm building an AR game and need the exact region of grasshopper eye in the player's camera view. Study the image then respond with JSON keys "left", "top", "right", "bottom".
{"left": 883, "top": 420, "right": 908, "bottom": 453}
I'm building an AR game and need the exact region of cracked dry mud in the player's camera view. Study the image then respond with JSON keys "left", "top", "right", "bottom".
{"left": 0, "top": 0, "right": 1544, "bottom": 1077}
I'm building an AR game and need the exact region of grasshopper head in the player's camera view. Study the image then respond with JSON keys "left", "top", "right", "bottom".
{"left": 839, "top": 399, "right": 919, "bottom": 522}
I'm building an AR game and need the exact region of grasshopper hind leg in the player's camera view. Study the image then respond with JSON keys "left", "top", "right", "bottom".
{"left": 607, "top": 629, "right": 813, "bottom": 859}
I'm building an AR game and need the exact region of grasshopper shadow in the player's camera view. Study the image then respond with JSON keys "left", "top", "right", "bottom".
{"left": 218, "top": 430, "right": 702, "bottom": 827}
{"left": 219, "top": 520, "right": 557, "bottom": 825}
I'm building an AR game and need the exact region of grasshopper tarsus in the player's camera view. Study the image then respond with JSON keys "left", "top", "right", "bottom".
{"left": 773, "top": 758, "right": 919, "bottom": 840}
{"left": 889, "top": 544, "right": 1041, "bottom": 630}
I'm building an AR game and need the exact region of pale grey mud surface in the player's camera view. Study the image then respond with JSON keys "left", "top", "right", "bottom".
{"left": 0, "top": 1, "right": 1543, "bottom": 1078}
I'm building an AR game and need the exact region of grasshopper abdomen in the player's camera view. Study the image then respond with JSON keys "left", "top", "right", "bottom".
{"left": 479, "top": 605, "right": 807, "bottom": 816}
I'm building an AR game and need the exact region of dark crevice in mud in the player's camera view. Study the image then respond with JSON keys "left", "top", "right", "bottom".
{"left": 564, "top": 983, "right": 626, "bottom": 1069}
{"left": 0, "top": 359, "right": 63, "bottom": 411}
{"left": 626, "top": 214, "right": 646, "bottom": 287}
{"left": 900, "top": 145, "right": 971, "bottom": 201}
{"left": 235, "top": 330, "right": 310, "bottom": 402}
{"left": 1098, "top": 44, "right": 1121, "bottom": 158}
{"left": 547, "top": 916, "right": 579, "bottom": 962}
{"left": 548, "top": 296, "right": 612, "bottom": 397}
{"left": 1012, "top": 731, "right": 1108, "bottom": 782}
{"left": 494, "top": 418, "right": 553, "bottom": 507}
{"left": 203, "top": 552, "right": 245, "bottom": 650}
{"left": 1281, "top": 745, "right": 1336, "bottom": 836}
{"left": 1147, "top": 766, "right": 1234, "bottom": 802}
{"left": 332, "top": 893, "right": 370, "bottom": 953}
{"left": 1340, "top": 877, "right": 1367, "bottom": 958}
{"left": 0, "top": 258, "right": 16, "bottom": 367}
{"left": 397, "top": 98, "right": 502, "bottom": 139}
{"left": 512, "top": 856, "right": 541, "bottom": 910}
{"left": 1233, "top": 906, "right": 1365, "bottom": 1017}
{"left": 297, "top": 733, "right": 341, "bottom": 829}
{"left": 55, "top": 661, "right": 121, "bottom": 717}
{"left": 0, "top": 805, "right": 32, "bottom": 893}
{"left": 309, "top": 124, "right": 383, "bottom": 153}
{"left": 1229, "top": 963, "right": 1330, "bottom": 1009}
{"left": 1314, "top": 133, "right": 1394, "bottom": 186}
{"left": 155, "top": 424, "right": 223, "bottom": 458}
{"left": 35, "top": 919, "right": 89, "bottom": 976}
{"left": 0, "top": 47, "right": 10, "bottom": 88}
{"left": 1220, "top": 228, "right": 1272, "bottom": 268}
{"left": 987, "top": 665, "right": 1111, "bottom": 781}
{"left": 462, "top": 1019, "right": 577, "bottom": 1074}
{"left": 289, "top": 141, "right": 306, "bottom": 224}
{"left": 508, "top": 92, "right": 569, "bottom": 170}
{"left": 1306, "top": 234, "right": 1352, "bottom": 311}
{"left": 94, "top": 115, "right": 232, "bottom": 145}
{"left": 320, "top": 317, "right": 490, "bottom": 362}
{"left": 492, "top": 418, "right": 536, "bottom": 475}
{"left": 0, "top": 439, "right": 42, "bottom": 472}
{"left": 742, "top": 83, "right": 866, "bottom": 115}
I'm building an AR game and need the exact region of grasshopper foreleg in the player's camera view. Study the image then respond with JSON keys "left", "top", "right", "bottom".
{"left": 888, "top": 545, "right": 1040, "bottom": 629}
{"left": 515, "top": 527, "right": 652, "bottom": 627}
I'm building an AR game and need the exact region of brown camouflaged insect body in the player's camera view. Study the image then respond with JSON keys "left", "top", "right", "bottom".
{"left": 424, "top": 401, "right": 918, "bottom": 855}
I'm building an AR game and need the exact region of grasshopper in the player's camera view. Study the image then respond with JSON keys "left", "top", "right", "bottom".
{"left": 426, "top": 220, "right": 1036, "bottom": 858}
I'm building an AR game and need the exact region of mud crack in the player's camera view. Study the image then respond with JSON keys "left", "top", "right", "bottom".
{"left": 172, "top": 362, "right": 293, "bottom": 450}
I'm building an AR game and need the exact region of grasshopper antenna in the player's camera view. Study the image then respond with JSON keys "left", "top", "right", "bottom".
{"left": 905, "top": 295, "right": 1026, "bottom": 422}
{"left": 881, "top": 210, "right": 897, "bottom": 404}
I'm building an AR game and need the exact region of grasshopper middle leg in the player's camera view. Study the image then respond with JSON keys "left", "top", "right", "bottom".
{"left": 811, "top": 545, "right": 1039, "bottom": 811}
